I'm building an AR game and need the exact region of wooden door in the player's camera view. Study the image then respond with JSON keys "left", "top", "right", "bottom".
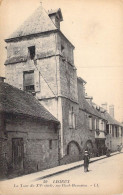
{"left": 12, "top": 138, "right": 24, "bottom": 170}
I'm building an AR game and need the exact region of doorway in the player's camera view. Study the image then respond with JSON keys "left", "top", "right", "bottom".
{"left": 12, "top": 138, "right": 24, "bottom": 170}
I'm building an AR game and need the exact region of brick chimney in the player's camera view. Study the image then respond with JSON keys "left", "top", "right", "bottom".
{"left": 101, "top": 102, "right": 107, "bottom": 111}
{"left": 109, "top": 104, "right": 114, "bottom": 118}
{"left": 85, "top": 94, "right": 93, "bottom": 105}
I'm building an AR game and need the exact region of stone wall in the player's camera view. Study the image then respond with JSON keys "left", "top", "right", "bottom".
{"left": 3, "top": 115, "right": 59, "bottom": 177}
{"left": 106, "top": 134, "right": 122, "bottom": 152}
{"left": 4, "top": 29, "right": 95, "bottom": 166}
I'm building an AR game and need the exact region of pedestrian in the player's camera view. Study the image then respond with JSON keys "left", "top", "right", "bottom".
{"left": 83, "top": 150, "right": 89, "bottom": 172}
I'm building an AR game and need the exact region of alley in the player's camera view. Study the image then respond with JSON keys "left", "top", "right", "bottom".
{"left": 0, "top": 153, "right": 123, "bottom": 195}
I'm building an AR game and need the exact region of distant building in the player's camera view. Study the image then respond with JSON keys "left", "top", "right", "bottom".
{"left": 0, "top": 78, "right": 59, "bottom": 178}
{"left": 105, "top": 112, "right": 123, "bottom": 151}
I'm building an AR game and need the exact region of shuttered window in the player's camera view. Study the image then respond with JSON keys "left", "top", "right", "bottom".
{"left": 23, "top": 71, "right": 34, "bottom": 92}
{"left": 69, "top": 108, "right": 77, "bottom": 129}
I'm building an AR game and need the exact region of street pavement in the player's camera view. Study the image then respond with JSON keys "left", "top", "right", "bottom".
{"left": 0, "top": 152, "right": 123, "bottom": 195}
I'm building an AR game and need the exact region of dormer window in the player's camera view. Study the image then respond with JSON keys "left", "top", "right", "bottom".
{"left": 28, "top": 46, "right": 35, "bottom": 60}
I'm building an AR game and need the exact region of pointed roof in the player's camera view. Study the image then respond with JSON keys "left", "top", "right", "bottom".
{"left": 5, "top": 6, "right": 57, "bottom": 41}
{"left": 0, "top": 81, "right": 59, "bottom": 124}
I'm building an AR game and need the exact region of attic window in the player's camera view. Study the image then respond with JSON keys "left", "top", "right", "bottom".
{"left": 28, "top": 46, "right": 35, "bottom": 60}
{"left": 23, "top": 71, "right": 35, "bottom": 92}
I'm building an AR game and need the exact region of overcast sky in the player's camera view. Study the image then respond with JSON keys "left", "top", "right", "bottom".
{"left": 0, "top": 0, "right": 123, "bottom": 122}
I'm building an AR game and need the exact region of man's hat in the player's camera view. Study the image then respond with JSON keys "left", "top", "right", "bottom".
{"left": 85, "top": 150, "right": 88, "bottom": 153}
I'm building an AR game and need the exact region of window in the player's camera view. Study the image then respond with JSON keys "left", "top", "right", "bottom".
{"left": 61, "top": 45, "right": 64, "bottom": 52}
{"left": 110, "top": 125, "right": 112, "bottom": 134}
{"left": 23, "top": 71, "right": 34, "bottom": 92}
{"left": 61, "top": 44, "right": 65, "bottom": 57}
{"left": 94, "top": 119, "right": 97, "bottom": 130}
{"left": 49, "top": 140, "right": 52, "bottom": 149}
{"left": 106, "top": 124, "right": 109, "bottom": 134}
{"left": 92, "top": 118, "right": 95, "bottom": 130}
{"left": 96, "top": 119, "right": 99, "bottom": 130}
{"left": 88, "top": 116, "right": 92, "bottom": 130}
{"left": 121, "top": 128, "right": 123, "bottom": 137}
{"left": 116, "top": 127, "right": 119, "bottom": 137}
{"left": 69, "top": 107, "right": 77, "bottom": 129}
{"left": 28, "top": 46, "right": 35, "bottom": 60}
{"left": 112, "top": 126, "right": 114, "bottom": 137}
{"left": 99, "top": 119, "right": 103, "bottom": 130}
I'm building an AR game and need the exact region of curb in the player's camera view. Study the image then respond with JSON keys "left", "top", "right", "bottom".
{"left": 35, "top": 152, "right": 120, "bottom": 181}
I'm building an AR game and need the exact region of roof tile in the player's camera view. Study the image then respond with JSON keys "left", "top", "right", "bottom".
{"left": 0, "top": 82, "right": 59, "bottom": 124}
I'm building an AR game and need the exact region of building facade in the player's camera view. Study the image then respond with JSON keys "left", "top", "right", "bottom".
{"left": 105, "top": 112, "right": 123, "bottom": 152}
{"left": 4, "top": 5, "right": 123, "bottom": 167}
{"left": 5, "top": 6, "right": 97, "bottom": 163}
{"left": 0, "top": 80, "right": 59, "bottom": 178}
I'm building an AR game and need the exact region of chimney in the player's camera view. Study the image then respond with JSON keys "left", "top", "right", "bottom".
{"left": 85, "top": 94, "right": 93, "bottom": 105}
{"left": 0, "top": 76, "right": 5, "bottom": 82}
{"left": 48, "top": 8, "right": 63, "bottom": 30}
{"left": 101, "top": 102, "right": 107, "bottom": 111}
{"left": 109, "top": 105, "right": 114, "bottom": 118}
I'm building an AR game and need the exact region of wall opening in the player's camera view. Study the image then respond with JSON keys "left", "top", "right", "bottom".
{"left": 28, "top": 46, "right": 35, "bottom": 60}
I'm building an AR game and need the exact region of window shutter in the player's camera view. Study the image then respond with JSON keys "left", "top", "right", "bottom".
{"left": 24, "top": 72, "right": 34, "bottom": 86}
{"left": 34, "top": 70, "right": 40, "bottom": 92}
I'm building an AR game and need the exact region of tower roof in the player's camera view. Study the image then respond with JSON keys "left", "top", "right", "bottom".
{"left": 5, "top": 6, "right": 57, "bottom": 41}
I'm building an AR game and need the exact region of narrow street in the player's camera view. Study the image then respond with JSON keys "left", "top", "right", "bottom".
{"left": 46, "top": 153, "right": 123, "bottom": 195}
{"left": 0, "top": 153, "right": 123, "bottom": 195}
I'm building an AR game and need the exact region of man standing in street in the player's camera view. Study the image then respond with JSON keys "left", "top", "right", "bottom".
{"left": 83, "top": 150, "right": 90, "bottom": 172}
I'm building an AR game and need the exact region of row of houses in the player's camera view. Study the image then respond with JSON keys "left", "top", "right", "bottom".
{"left": 0, "top": 6, "right": 123, "bottom": 178}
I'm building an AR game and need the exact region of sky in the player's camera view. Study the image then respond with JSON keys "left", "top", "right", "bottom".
{"left": 0, "top": 0, "right": 123, "bottom": 122}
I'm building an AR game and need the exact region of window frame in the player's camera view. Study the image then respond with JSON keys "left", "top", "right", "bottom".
{"left": 23, "top": 70, "right": 35, "bottom": 92}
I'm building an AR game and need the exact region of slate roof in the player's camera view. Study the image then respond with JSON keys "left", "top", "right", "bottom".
{"left": 104, "top": 112, "right": 122, "bottom": 126}
{"left": 6, "top": 6, "right": 57, "bottom": 40}
{"left": 0, "top": 81, "right": 59, "bottom": 124}
{"left": 78, "top": 92, "right": 106, "bottom": 120}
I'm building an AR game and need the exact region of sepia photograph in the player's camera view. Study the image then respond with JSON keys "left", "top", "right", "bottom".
{"left": 0, "top": 0, "right": 123, "bottom": 194}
